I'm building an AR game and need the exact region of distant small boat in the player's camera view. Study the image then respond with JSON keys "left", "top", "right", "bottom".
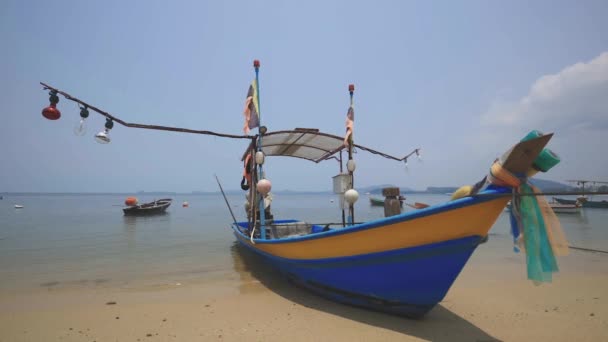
{"left": 182, "top": 201, "right": 189, "bottom": 208}
{"left": 553, "top": 197, "right": 608, "bottom": 208}
{"left": 123, "top": 198, "right": 171, "bottom": 216}
{"left": 369, "top": 196, "right": 404, "bottom": 208}
{"left": 14, "top": 205, "right": 24, "bottom": 209}
{"left": 507, "top": 199, "right": 581, "bottom": 214}
{"left": 549, "top": 202, "right": 581, "bottom": 214}
{"left": 554, "top": 180, "right": 608, "bottom": 208}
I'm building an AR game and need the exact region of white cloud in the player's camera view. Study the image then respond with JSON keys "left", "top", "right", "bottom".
{"left": 482, "top": 51, "right": 608, "bottom": 131}
{"left": 478, "top": 52, "right": 608, "bottom": 182}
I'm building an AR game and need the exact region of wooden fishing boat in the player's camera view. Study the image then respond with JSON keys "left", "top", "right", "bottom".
{"left": 369, "top": 196, "right": 384, "bottom": 206}
{"left": 38, "top": 60, "right": 569, "bottom": 319}
{"left": 231, "top": 128, "right": 554, "bottom": 318}
{"left": 122, "top": 198, "right": 172, "bottom": 216}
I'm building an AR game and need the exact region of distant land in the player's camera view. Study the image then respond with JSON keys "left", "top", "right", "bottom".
{"left": 364, "top": 178, "right": 575, "bottom": 195}
{"left": 1, "top": 179, "right": 578, "bottom": 196}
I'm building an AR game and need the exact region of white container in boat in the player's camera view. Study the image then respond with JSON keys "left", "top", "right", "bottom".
{"left": 332, "top": 173, "right": 352, "bottom": 194}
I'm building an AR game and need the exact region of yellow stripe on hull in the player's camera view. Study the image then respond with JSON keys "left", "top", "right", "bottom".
{"left": 237, "top": 197, "right": 509, "bottom": 260}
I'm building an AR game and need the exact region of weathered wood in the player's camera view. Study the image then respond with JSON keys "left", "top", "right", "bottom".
{"left": 384, "top": 198, "right": 402, "bottom": 217}
{"left": 500, "top": 134, "right": 553, "bottom": 174}
{"left": 382, "top": 187, "right": 401, "bottom": 197}
{"left": 382, "top": 187, "right": 402, "bottom": 217}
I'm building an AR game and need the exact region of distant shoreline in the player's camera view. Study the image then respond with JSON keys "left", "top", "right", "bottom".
{"left": 0, "top": 179, "right": 576, "bottom": 196}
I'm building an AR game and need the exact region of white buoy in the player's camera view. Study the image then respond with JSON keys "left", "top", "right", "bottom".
{"left": 344, "top": 189, "right": 359, "bottom": 204}
{"left": 347, "top": 159, "right": 356, "bottom": 172}
{"left": 255, "top": 151, "right": 265, "bottom": 165}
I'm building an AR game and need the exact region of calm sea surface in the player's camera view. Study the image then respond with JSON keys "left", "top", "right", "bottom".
{"left": 1, "top": 193, "right": 607, "bottom": 292}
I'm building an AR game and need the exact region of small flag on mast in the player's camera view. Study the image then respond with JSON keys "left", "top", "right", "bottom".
{"left": 243, "top": 79, "right": 260, "bottom": 134}
{"left": 344, "top": 105, "right": 354, "bottom": 147}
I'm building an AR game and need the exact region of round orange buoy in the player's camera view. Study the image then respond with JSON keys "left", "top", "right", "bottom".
{"left": 182, "top": 201, "right": 189, "bottom": 208}
{"left": 125, "top": 197, "right": 138, "bottom": 206}
{"left": 42, "top": 104, "right": 61, "bottom": 120}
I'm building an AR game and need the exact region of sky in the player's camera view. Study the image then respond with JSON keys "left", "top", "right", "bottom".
{"left": 1, "top": 0, "right": 607, "bottom": 193}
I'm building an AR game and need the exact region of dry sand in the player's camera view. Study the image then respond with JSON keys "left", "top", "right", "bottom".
{"left": 1, "top": 238, "right": 607, "bottom": 342}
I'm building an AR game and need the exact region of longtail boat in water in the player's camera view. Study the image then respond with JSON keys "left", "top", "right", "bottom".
{"left": 122, "top": 198, "right": 172, "bottom": 216}
{"left": 553, "top": 180, "right": 608, "bottom": 208}
{"left": 38, "top": 60, "right": 573, "bottom": 318}
{"left": 369, "top": 196, "right": 404, "bottom": 207}
{"left": 554, "top": 197, "right": 608, "bottom": 208}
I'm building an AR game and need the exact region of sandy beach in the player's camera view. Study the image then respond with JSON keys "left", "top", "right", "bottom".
{"left": 1, "top": 237, "right": 606, "bottom": 342}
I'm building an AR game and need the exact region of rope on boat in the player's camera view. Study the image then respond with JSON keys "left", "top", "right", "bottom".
{"left": 250, "top": 226, "right": 256, "bottom": 244}
{"left": 214, "top": 174, "right": 238, "bottom": 226}
{"left": 476, "top": 191, "right": 608, "bottom": 198}
{"left": 269, "top": 222, "right": 364, "bottom": 227}
{"left": 353, "top": 144, "right": 421, "bottom": 163}
{"left": 568, "top": 246, "right": 608, "bottom": 254}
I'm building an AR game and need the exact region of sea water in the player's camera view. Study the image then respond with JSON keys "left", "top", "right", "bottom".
{"left": 1, "top": 193, "right": 607, "bottom": 292}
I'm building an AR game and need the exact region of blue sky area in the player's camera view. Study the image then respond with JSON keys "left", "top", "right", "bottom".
{"left": 1, "top": 0, "right": 607, "bottom": 192}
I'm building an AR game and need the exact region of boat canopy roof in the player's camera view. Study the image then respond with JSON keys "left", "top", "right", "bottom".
{"left": 242, "top": 128, "right": 417, "bottom": 163}
{"left": 242, "top": 128, "right": 344, "bottom": 163}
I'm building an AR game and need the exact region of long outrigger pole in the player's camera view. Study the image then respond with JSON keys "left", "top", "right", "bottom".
{"left": 347, "top": 85, "right": 355, "bottom": 225}
{"left": 476, "top": 191, "right": 608, "bottom": 198}
{"left": 41, "top": 81, "right": 421, "bottom": 167}
{"left": 40, "top": 82, "right": 254, "bottom": 141}
{"left": 254, "top": 60, "right": 267, "bottom": 239}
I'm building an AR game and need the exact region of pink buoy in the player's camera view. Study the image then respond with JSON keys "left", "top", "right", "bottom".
{"left": 257, "top": 179, "right": 272, "bottom": 195}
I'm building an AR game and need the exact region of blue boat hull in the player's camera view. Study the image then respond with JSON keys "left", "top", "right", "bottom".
{"left": 235, "top": 232, "right": 483, "bottom": 318}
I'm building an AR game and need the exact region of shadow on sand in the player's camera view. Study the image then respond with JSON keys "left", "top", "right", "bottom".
{"left": 230, "top": 241, "right": 501, "bottom": 342}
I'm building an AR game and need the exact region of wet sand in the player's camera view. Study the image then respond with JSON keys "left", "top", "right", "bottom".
{"left": 1, "top": 237, "right": 607, "bottom": 342}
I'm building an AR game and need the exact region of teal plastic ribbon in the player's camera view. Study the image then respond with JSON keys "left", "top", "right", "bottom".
{"left": 521, "top": 130, "right": 543, "bottom": 142}
{"left": 520, "top": 130, "right": 561, "bottom": 172}
{"left": 533, "top": 148, "right": 560, "bottom": 172}
{"left": 519, "top": 184, "right": 559, "bottom": 282}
